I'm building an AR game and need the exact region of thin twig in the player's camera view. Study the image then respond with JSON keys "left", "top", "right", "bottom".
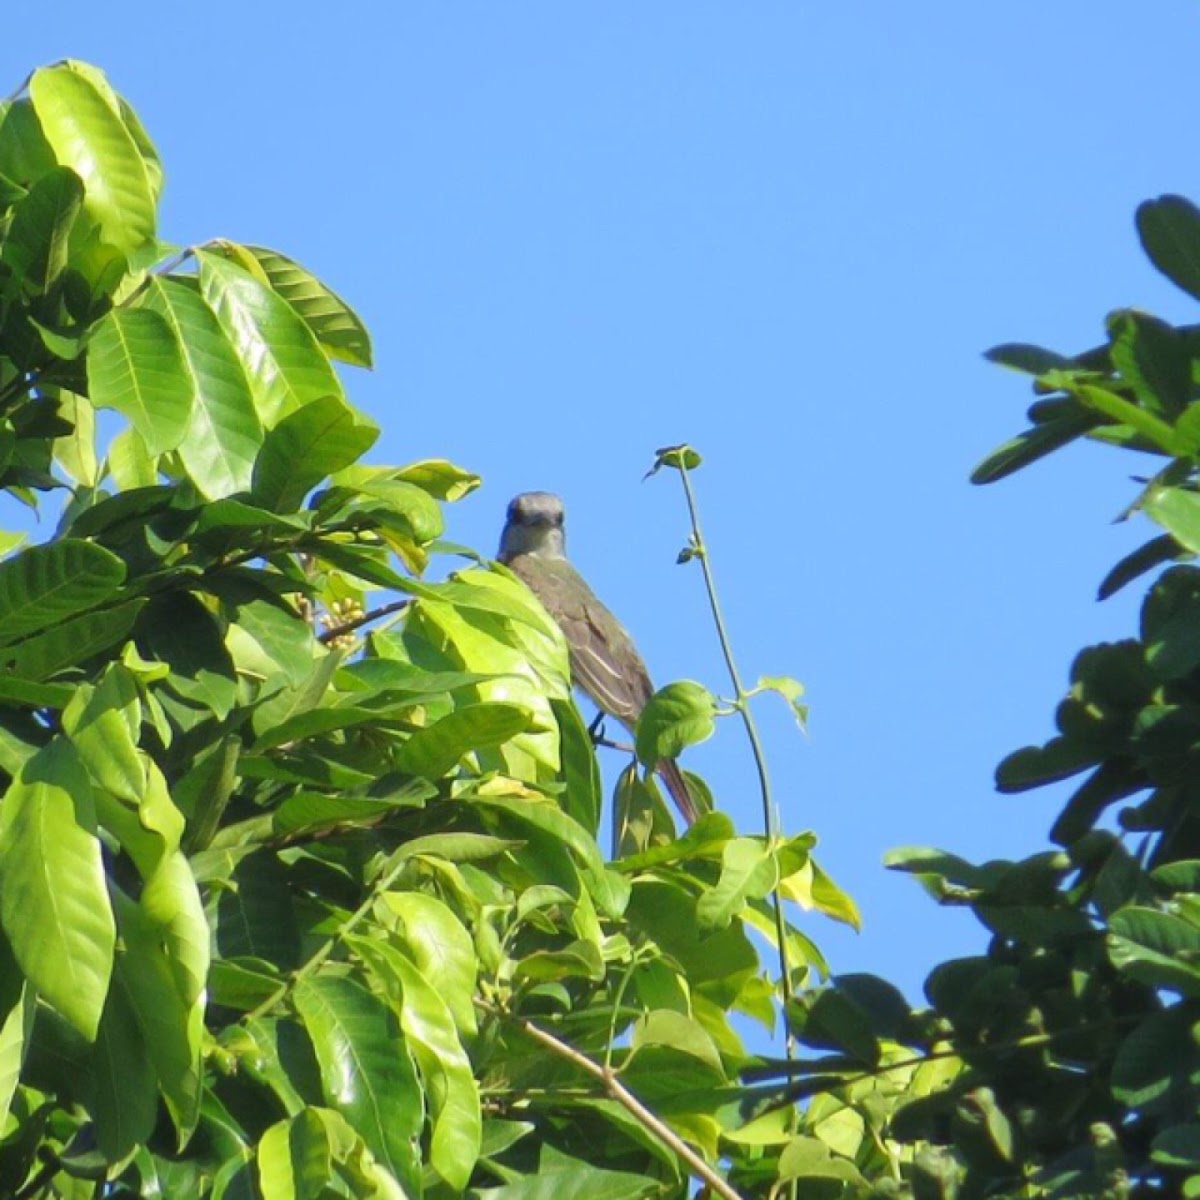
{"left": 479, "top": 1000, "right": 745, "bottom": 1200}
{"left": 318, "top": 598, "right": 410, "bottom": 644}
{"left": 674, "top": 466, "right": 796, "bottom": 1035}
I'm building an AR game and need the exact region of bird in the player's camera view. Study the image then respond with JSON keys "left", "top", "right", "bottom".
{"left": 497, "top": 491, "right": 698, "bottom": 825}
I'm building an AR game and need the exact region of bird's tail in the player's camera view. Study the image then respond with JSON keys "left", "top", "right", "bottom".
{"left": 656, "top": 758, "right": 699, "bottom": 826}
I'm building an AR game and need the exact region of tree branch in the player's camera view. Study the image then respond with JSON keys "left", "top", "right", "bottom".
{"left": 318, "top": 598, "right": 410, "bottom": 644}
{"left": 479, "top": 999, "right": 746, "bottom": 1200}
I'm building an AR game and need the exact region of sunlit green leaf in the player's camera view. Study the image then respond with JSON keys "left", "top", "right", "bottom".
{"left": 394, "top": 701, "right": 532, "bottom": 779}
{"left": 87, "top": 307, "right": 193, "bottom": 454}
{"left": 293, "top": 975, "right": 423, "bottom": 1193}
{"left": 216, "top": 242, "right": 373, "bottom": 368}
{"left": 252, "top": 393, "right": 379, "bottom": 512}
{"left": 635, "top": 680, "right": 717, "bottom": 768}
{"left": 350, "top": 937, "right": 481, "bottom": 1190}
{"left": 0, "top": 738, "right": 114, "bottom": 1040}
{"left": 143, "top": 276, "right": 261, "bottom": 497}
{"left": 29, "top": 64, "right": 156, "bottom": 255}
{"left": 197, "top": 250, "right": 347, "bottom": 425}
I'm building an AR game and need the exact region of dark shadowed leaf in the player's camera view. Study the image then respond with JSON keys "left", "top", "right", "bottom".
{"left": 1137, "top": 195, "right": 1200, "bottom": 301}
{"left": 89, "top": 982, "right": 156, "bottom": 1161}
{"left": 983, "top": 343, "right": 1074, "bottom": 375}
{"left": 1, "top": 166, "right": 83, "bottom": 294}
{"left": 1098, "top": 534, "right": 1185, "bottom": 600}
{"left": 969, "top": 409, "right": 1101, "bottom": 485}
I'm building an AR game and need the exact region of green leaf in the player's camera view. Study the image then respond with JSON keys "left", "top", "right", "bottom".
{"left": 220, "top": 243, "right": 373, "bottom": 368}
{"left": 138, "top": 592, "right": 238, "bottom": 719}
{"left": 0, "top": 98, "right": 57, "bottom": 188}
{"left": 256, "top": 1109, "right": 335, "bottom": 1200}
{"left": 394, "top": 458, "right": 480, "bottom": 501}
{"left": 143, "top": 277, "right": 262, "bottom": 497}
{"left": 984, "top": 343, "right": 1074, "bottom": 375}
{"left": 969, "top": 408, "right": 1101, "bottom": 485}
{"left": 213, "top": 854, "right": 301, "bottom": 967}
{"left": 350, "top": 937, "right": 481, "bottom": 1190}
{"left": 394, "top": 701, "right": 532, "bottom": 779}
{"left": 1098, "top": 534, "right": 1185, "bottom": 601}
{"left": 52, "top": 388, "right": 99, "bottom": 487}
{"left": 0, "top": 738, "right": 114, "bottom": 1040}
{"left": 696, "top": 838, "right": 779, "bottom": 930}
{"left": 293, "top": 975, "right": 423, "bottom": 1193}
{"left": 271, "top": 791, "right": 424, "bottom": 839}
{"left": 1109, "top": 906, "right": 1200, "bottom": 995}
{"left": 112, "top": 883, "right": 204, "bottom": 1142}
{"left": 635, "top": 680, "right": 717, "bottom": 768}
{"left": 377, "top": 891, "right": 478, "bottom": 1035}
{"left": 5, "top": 597, "right": 143, "bottom": 681}
{"left": 251, "top": 393, "right": 379, "bottom": 512}
{"left": 29, "top": 64, "right": 156, "bottom": 256}
{"left": 62, "top": 665, "right": 145, "bottom": 803}
{"left": 473, "top": 1147, "right": 661, "bottom": 1200}
{"left": 1137, "top": 195, "right": 1200, "bottom": 302}
{"left": 631, "top": 1010, "right": 724, "bottom": 1074}
{"left": 553, "top": 696, "right": 603, "bottom": 835}
{"left": 1154, "top": 1124, "right": 1200, "bottom": 1167}
{"left": 1112, "top": 1006, "right": 1196, "bottom": 1107}
{"left": 755, "top": 674, "right": 808, "bottom": 728}
{"left": 1108, "top": 310, "right": 1191, "bottom": 420}
{"left": 90, "top": 978, "right": 157, "bottom": 1161}
{"left": 995, "top": 736, "right": 1099, "bottom": 793}
{"left": 140, "top": 848, "right": 209, "bottom": 1008}
{"left": 646, "top": 444, "right": 702, "bottom": 476}
{"left": 107, "top": 425, "right": 158, "bottom": 489}
{"left": 1145, "top": 489, "right": 1200, "bottom": 556}
{"left": 197, "top": 250, "right": 347, "bottom": 425}
{"left": 1, "top": 166, "right": 83, "bottom": 294}
{"left": 86, "top": 307, "right": 193, "bottom": 455}
{"left": 777, "top": 1136, "right": 866, "bottom": 1186}
{"left": 218, "top": 587, "right": 315, "bottom": 689}
{"left": 1142, "top": 566, "right": 1200, "bottom": 680}
{"left": 0, "top": 538, "right": 125, "bottom": 646}
{"left": 0, "top": 935, "right": 31, "bottom": 1134}
{"left": 614, "top": 809, "right": 735, "bottom": 873}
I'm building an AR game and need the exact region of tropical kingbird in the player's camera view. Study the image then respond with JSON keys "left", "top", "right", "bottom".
{"left": 498, "top": 491, "right": 698, "bottom": 825}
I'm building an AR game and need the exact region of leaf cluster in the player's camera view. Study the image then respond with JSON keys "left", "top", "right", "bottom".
{"left": 0, "top": 61, "right": 857, "bottom": 1200}
{"left": 739, "top": 196, "right": 1200, "bottom": 1197}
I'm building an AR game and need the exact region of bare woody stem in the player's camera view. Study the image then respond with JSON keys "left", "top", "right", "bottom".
{"left": 674, "top": 466, "right": 797, "bottom": 1041}
{"left": 479, "top": 1000, "right": 746, "bottom": 1200}
{"left": 318, "top": 598, "right": 411, "bottom": 644}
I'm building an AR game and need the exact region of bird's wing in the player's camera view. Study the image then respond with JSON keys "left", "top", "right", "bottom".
{"left": 508, "top": 555, "right": 653, "bottom": 730}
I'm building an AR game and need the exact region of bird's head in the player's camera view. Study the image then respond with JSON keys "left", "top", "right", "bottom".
{"left": 499, "top": 491, "right": 567, "bottom": 560}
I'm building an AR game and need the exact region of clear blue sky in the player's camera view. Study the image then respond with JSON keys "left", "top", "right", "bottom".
{"left": 9, "top": 4, "right": 1200, "bottom": 1001}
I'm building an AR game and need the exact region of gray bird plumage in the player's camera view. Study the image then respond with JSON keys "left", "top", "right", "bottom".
{"left": 498, "top": 491, "right": 698, "bottom": 825}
